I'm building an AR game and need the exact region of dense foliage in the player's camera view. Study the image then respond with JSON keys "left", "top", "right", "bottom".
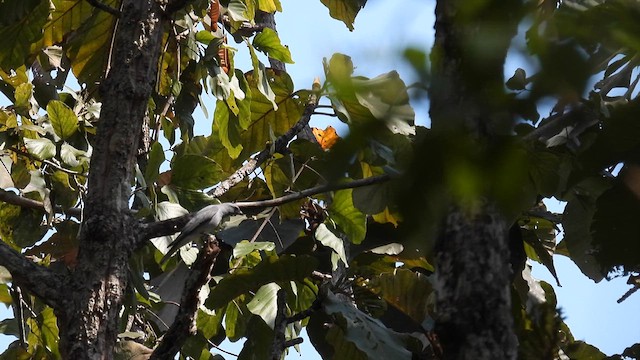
{"left": 0, "top": 0, "right": 637, "bottom": 359}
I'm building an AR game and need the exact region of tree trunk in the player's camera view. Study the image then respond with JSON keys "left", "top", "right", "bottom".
{"left": 429, "top": 1, "right": 522, "bottom": 359}
{"left": 56, "top": 1, "right": 167, "bottom": 358}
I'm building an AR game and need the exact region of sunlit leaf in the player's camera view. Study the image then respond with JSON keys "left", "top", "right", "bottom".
{"left": 247, "top": 283, "right": 280, "bottom": 329}
{"left": 24, "top": 137, "right": 56, "bottom": 160}
{"left": 253, "top": 28, "right": 294, "bottom": 64}
{"left": 321, "top": 289, "right": 414, "bottom": 359}
{"left": 329, "top": 188, "right": 366, "bottom": 244}
{"left": 320, "top": 0, "right": 367, "bottom": 31}
{"left": 48, "top": 100, "right": 79, "bottom": 140}
{"left": 315, "top": 223, "right": 348, "bottom": 269}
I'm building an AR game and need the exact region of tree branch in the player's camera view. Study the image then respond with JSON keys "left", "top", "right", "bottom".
{"left": 150, "top": 234, "right": 221, "bottom": 359}
{"left": 0, "top": 242, "right": 65, "bottom": 309}
{"left": 0, "top": 188, "right": 82, "bottom": 218}
{"left": 85, "top": 0, "right": 121, "bottom": 16}
{"left": 139, "top": 175, "right": 391, "bottom": 242}
{"left": 207, "top": 99, "right": 319, "bottom": 199}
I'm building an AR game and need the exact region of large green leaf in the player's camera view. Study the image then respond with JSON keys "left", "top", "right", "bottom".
{"left": 322, "top": 289, "right": 414, "bottom": 360}
{"left": 246, "top": 283, "right": 280, "bottom": 329}
{"left": 170, "top": 154, "right": 223, "bottom": 190}
{"left": 0, "top": 202, "right": 46, "bottom": 248}
{"left": 44, "top": 0, "right": 94, "bottom": 46}
{"left": 315, "top": 223, "right": 348, "bottom": 269}
{"left": 0, "top": 0, "right": 49, "bottom": 70}
{"left": 47, "top": 100, "right": 79, "bottom": 140}
{"left": 256, "top": 0, "right": 282, "bottom": 12}
{"left": 329, "top": 188, "right": 366, "bottom": 244}
{"left": 561, "top": 177, "right": 610, "bottom": 282}
{"left": 253, "top": 28, "right": 294, "bottom": 64}
{"left": 205, "top": 255, "right": 317, "bottom": 310}
{"left": 320, "top": 0, "right": 367, "bottom": 31}
{"left": 66, "top": 0, "right": 117, "bottom": 87}
{"left": 144, "top": 142, "right": 165, "bottom": 185}
{"left": 369, "top": 269, "right": 434, "bottom": 328}
{"left": 228, "top": 69, "right": 305, "bottom": 160}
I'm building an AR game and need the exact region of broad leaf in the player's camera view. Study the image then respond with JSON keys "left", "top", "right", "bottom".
{"left": 170, "top": 154, "right": 223, "bottom": 189}
{"left": 0, "top": 0, "right": 48, "bottom": 70}
{"left": 205, "top": 255, "right": 317, "bottom": 310}
{"left": 322, "top": 289, "right": 414, "bottom": 359}
{"left": 253, "top": 28, "right": 294, "bottom": 64}
{"left": 329, "top": 188, "right": 366, "bottom": 244}
{"left": 24, "top": 137, "right": 56, "bottom": 160}
{"left": 247, "top": 283, "right": 280, "bottom": 329}
{"left": 320, "top": 0, "right": 367, "bottom": 31}
{"left": 47, "top": 100, "right": 79, "bottom": 140}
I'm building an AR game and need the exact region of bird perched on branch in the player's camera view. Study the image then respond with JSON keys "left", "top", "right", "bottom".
{"left": 160, "top": 203, "right": 242, "bottom": 264}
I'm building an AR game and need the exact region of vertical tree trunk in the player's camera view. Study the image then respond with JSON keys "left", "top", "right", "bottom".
{"left": 56, "top": 1, "right": 167, "bottom": 358}
{"left": 429, "top": 1, "right": 522, "bottom": 359}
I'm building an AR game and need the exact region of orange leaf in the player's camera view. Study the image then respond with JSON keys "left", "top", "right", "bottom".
{"left": 312, "top": 126, "right": 340, "bottom": 150}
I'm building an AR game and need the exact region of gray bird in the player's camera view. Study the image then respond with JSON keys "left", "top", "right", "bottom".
{"left": 160, "top": 203, "right": 242, "bottom": 264}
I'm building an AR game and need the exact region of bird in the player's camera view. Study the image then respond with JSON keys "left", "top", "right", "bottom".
{"left": 160, "top": 203, "right": 242, "bottom": 264}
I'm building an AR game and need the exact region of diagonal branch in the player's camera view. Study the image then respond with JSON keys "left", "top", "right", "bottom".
{"left": 139, "top": 174, "right": 391, "bottom": 243}
{"left": 207, "top": 99, "right": 319, "bottom": 199}
{"left": 0, "top": 241, "right": 66, "bottom": 309}
{"left": 150, "top": 234, "right": 221, "bottom": 360}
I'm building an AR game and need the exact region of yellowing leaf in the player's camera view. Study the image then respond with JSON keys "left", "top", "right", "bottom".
{"left": 312, "top": 126, "right": 340, "bottom": 150}
{"left": 372, "top": 207, "right": 400, "bottom": 227}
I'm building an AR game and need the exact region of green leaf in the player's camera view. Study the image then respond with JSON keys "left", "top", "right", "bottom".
{"left": 322, "top": 289, "right": 413, "bottom": 359}
{"left": 214, "top": 100, "right": 244, "bottom": 159}
{"left": 329, "top": 188, "right": 366, "bottom": 244}
{"left": 247, "top": 283, "right": 280, "bottom": 328}
{"left": 170, "top": 154, "right": 223, "bottom": 189}
{"left": 225, "top": 299, "right": 248, "bottom": 341}
{"left": 248, "top": 44, "right": 278, "bottom": 110}
{"left": 66, "top": 0, "right": 118, "bottom": 88}
{"left": 226, "top": 0, "right": 250, "bottom": 22}
{"left": 0, "top": 0, "right": 49, "bottom": 70}
{"left": 44, "top": 0, "right": 94, "bottom": 47}
{"left": 144, "top": 142, "right": 165, "bottom": 184}
{"left": 14, "top": 83, "right": 32, "bottom": 110}
{"left": 233, "top": 241, "right": 276, "bottom": 258}
{"left": 24, "top": 137, "right": 56, "bottom": 160}
{"left": 315, "top": 223, "right": 348, "bottom": 269}
{"left": 253, "top": 28, "right": 294, "bottom": 64}
{"left": 60, "top": 143, "right": 87, "bottom": 168}
{"left": 0, "top": 202, "right": 46, "bottom": 248}
{"left": 205, "top": 255, "right": 317, "bottom": 310}
{"left": 257, "top": 0, "right": 282, "bottom": 12}
{"left": 562, "top": 177, "right": 610, "bottom": 282}
{"left": 369, "top": 269, "right": 434, "bottom": 327}
{"left": 47, "top": 100, "right": 79, "bottom": 140}
{"left": 221, "top": 69, "right": 304, "bottom": 161}
{"left": 320, "top": 0, "right": 367, "bottom": 31}
{"left": 237, "top": 316, "right": 273, "bottom": 360}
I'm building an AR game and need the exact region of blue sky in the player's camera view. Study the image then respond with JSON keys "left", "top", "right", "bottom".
{"left": 1, "top": 0, "right": 639, "bottom": 357}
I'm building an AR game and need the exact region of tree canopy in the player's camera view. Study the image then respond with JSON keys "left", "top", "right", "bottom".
{"left": 0, "top": 0, "right": 638, "bottom": 359}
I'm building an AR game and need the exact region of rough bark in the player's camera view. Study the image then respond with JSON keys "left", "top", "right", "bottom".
{"left": 55, "top": 1, "right": 169, "bottom": 358}
{"left": 429, "top": 1, "right": 522, "bottom": 359}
